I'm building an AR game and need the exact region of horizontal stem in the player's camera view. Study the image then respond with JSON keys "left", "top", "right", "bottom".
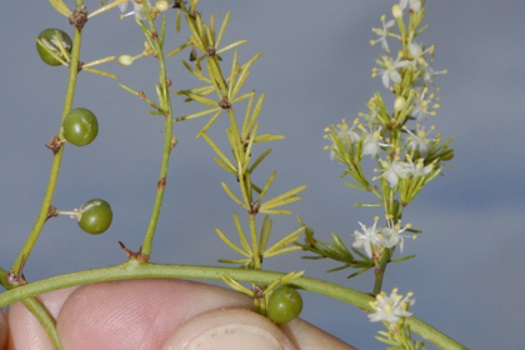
{"left": 0, "top": 263, "right": 466, "bottom": 350}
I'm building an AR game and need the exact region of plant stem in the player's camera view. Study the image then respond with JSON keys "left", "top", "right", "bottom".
{"left": 20, "top": 297, "right": 62, "bottom": 349}
{"left": 11, "top": 24, "right": 83, "bottom": 275}
{"left": 0, "top": 264, "right": 467, "bottom": 350}
{"left": 141, "top": 12, "right": 175, "bottom": 257}
{"left": 372, "top": 247, "right": 391, "bottom": 295}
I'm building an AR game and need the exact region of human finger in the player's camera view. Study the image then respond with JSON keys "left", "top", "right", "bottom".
{"left": 5, "top": 287, "right": 76, "bottom": 350}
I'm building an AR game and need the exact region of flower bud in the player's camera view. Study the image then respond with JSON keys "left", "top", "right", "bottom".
{"left": 392, "top": 4, "right": 403, "bottom": 19}
{"left": 118, "top": 55, "right": 134, "bottom": 66}
{"left": 155, "top": 0, "right": 170, "bottom": 12}
{"left": 394, "top": 96, "right": 406, "bottom": 112}
{"left": 440, "top": 149, "right": 455, "bottom": 161}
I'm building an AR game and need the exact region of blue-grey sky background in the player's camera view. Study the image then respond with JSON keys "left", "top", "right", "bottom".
{"left": 1, "top": 1, "right": 524, "bottom": 349}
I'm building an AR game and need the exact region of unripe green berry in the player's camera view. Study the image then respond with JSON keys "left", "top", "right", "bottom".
{"left": 78, "top": 199, "right": 113, "bottom": 235}
{"left": 267, "top": 286, "right": 303, "bottom": 324}
{"left": 36, "top": 28, "right": 72, "bottom": 66}
{"left": 62, "top": 108, "right": 99, "bottom": 146}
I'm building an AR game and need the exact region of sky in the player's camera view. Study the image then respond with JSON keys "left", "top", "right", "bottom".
{"left": 1, "top": 1, "right": 525, "bottom": 349}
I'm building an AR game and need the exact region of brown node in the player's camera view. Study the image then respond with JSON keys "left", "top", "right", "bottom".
{"left": 138, "top": 91, "right": 147, "bottom": 100}
{"left": 151, "top": 31, "right": 159, "bottom": 42}
{"left": 45, "top": 135, "right": 63, "bottom": 155}
{"left": 157, "top": 177, "right": 167, "bottom": 190}
{"left": 218, "top": 96, "right": 231, "bottom": 110}
{"left": 249, "top": 201, "right": 260, "bottom": 216}
{"left": 7, "top": 256, "right": 27, "bottom": 286}
{"left": 240, "top": 136, "right": 250, "bottom": 152}
{"left": 189, "top": 10, "right": 200, "bottom": 21}
{"left": 253, "top": 284, "right": 266, "bottom": 300}
{"left": 170, "top": 135, "right": 178, "bottom": 151}
{"left": 206, "top": 46, "right": 216, "bottom": 57}
{"left": 46, "top": 205, "right": 58, "bottom": 221}
{"left": 151, "top": 102, "right": 161, "bottom": 110}
{"left": 118, "top": 241, "right": 150, "bottom": 263}
{"left": 388, "top": 118, "right": 398, "bottom": 130}
{"left": 69, "top": 5, "right": 89, "bottom": 29}
{"left": 389, "top": 148, "right": 397, "bottom": 159}
{"left": 143, "top": 41, "right": 154, "bottom": 57}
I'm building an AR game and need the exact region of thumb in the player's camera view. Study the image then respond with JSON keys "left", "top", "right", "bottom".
{"left": 162, "top": 308, "right": 296, "bottom": 350}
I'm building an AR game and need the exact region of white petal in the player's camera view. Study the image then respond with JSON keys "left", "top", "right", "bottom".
{"left": 381, "top": 72, "right": 390, "bottom": 89}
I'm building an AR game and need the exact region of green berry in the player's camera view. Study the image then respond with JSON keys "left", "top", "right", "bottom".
{"left": 62, "top": 108, "right": 99, "bottom": 146}
{"left": 78, "top": 199, "right": 113, "bottom": 235}
{"left": 267, "top": 286, "right": 303, "bottom": 324}
{"left": 36, "top": 28, "right": 72, "bottom": 66}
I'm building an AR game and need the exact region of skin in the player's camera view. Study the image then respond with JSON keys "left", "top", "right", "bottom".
{"left": 1, "top": 280, "right": 357, "bottom": 350}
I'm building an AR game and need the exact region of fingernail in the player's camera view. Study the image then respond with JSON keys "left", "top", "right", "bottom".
{"left": 185, "top": 323, "right": 283, "bottom": 350}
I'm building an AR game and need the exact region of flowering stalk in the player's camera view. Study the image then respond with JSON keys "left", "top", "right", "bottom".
{"left": 301, "top": 1, "right": 453, "bottom": 297}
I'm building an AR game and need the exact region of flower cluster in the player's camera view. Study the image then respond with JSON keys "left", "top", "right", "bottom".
{"left": 325, "top": 1, "right": 451, "bottom": 189}
{"left": 368, "top": 288, "right": 415, "bottom": 325}
{"left": 352, "top": 217, "right": 413, "bottom": 259}
{"left": 116, "top": 0, "right": 174, "bottom": 20}
{"left": 323, "top": 1, "right": 453, "bottom": 261}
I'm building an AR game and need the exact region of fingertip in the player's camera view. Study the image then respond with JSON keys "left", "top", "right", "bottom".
{"left": 162, "top": 308, "right": 296, "bottom": 350}
{"left": 280, "top": 318, "right": 357, "bottom": 350}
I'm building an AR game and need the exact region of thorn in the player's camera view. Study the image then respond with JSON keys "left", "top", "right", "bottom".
{"left": 118, "top": 241, "right": 150, "bottom": 263}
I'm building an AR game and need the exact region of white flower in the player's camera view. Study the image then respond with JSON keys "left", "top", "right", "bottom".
{"left": 368, "top": 288, "right": 415, "bottom": 324}
{"left": 399, "top": 0, "right": 421, "bottom": 13}
{"left": 379, "top": 220, "right": 410, "bottom": 252}
{"left": 410, "top": 88, "right": 438, "bottom": 122}
{"left": 405, "top": 124, "right": 433, "bottom": 156}
{"left": 352, "top": 219, "right": 381, "bottom": 258}
{"left": 379, "top": 159, "right": 410, "bottom": 188}
{"left": 373, "top": 56, "right": 412, "bottom": 90}
{"left": 362, "top": 127, "right": 389, "bottom": 158}
{"left": 416, "top": 63, "right": 448, "bottom": 87}
{"left": 370, "top": 15, "right": 395, "bottom": 52}
{"left": 117, "top": 0, "right": 153, "bottom": 20}
{"left": 337, "top": 119, "right": 360, "bottom": 144}
{"left": 405, "top": 157, "right": 433, "bottom": 177}
{"left": 408, "top": 41, "right": 433, "bottom": 68}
